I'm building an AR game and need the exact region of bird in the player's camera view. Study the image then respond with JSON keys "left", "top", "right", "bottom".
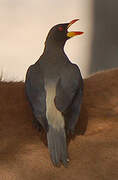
{"left": 25, "top": 19, "right": 84, "bottom": 167}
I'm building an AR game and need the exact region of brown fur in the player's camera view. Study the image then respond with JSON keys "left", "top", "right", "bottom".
{"left": 0, "top": 69, "right": 118, "bottom": 180}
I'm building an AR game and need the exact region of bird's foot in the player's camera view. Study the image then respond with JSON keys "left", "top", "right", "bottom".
{"left": 66, "top": 128, "right": 75, "bottom": 135}
{"left": 66, "top": 128, "right": 76, "bottom": 140}
{"left": 32, "top": 119, "right": 42, "bottom": 131}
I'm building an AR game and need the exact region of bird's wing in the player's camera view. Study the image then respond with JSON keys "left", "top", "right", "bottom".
{"left": 54, "top": 63, "right": 83, "bottom": 113}
{"left": 25, "top": 64, "right": 48, "bottom": 131}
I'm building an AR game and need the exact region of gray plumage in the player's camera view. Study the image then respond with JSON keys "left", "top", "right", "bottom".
{"left": 25, "top": 20, "right": 83, "bottom": 166}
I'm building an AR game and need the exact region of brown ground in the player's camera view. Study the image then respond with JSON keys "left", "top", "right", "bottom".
{"left": 0, "top": 68, "right": 118, "bottom": 180}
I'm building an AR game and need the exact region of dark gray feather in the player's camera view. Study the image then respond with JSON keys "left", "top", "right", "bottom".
{"left": 25, "top": 64, "right": 48, "bottom": 131}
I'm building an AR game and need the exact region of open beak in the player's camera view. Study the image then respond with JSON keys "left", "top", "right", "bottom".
{"left": 67, "top": 19, "right": 84, "bottom": 38}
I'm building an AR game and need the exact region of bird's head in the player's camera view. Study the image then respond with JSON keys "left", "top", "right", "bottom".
{"left": 45, "top": 19, "right": 84, "bottom": 49}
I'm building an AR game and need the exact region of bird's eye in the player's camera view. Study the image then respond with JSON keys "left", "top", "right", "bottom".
{"left": 58, "top": 26, "right": 63, "bottom": 31}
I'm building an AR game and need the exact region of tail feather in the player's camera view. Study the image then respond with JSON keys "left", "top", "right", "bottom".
{"left": 47, "top": 126, "right": 68, "bottom": 166}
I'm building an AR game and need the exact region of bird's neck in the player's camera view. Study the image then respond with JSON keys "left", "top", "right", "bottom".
{"left": 43, "top": 40, "right": 65, "bottom": 55}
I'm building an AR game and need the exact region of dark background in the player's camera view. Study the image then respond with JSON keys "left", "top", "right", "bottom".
{"left": 89, "top": 0, "right": 118, "bottom": 74}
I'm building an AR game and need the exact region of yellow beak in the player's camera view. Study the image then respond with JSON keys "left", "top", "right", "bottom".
{"left": 67, "top": 19, "right": 84, "bottom": 38}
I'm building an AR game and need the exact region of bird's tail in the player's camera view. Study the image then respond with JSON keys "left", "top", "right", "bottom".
{"left": 47, "top": 125, "right": 68, "bottom": 166}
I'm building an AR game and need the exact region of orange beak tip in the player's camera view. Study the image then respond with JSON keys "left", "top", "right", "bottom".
{"left": 77, "top": 31, "right": 84, "bottom": 35}
{"left": 70, "top": 19, "right": 79, "bottom": 24}
{"left": 68, "top": 19, "right": 79, "bottom": 29}
{"left": 73, "top": 31, "right": 84, "bottom": 36}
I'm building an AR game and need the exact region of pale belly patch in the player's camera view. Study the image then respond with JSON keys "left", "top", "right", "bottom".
{"left": 45, "top": 82, "right": 64, "bottom": 130}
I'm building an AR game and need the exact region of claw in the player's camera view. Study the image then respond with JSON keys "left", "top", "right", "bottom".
{"left": 32, "top": 119, "right": 42, "bottom": 131}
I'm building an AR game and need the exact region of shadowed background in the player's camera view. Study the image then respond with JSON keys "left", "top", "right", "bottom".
{"left": 89, "top": 0, "right": 118, "bottom": 74}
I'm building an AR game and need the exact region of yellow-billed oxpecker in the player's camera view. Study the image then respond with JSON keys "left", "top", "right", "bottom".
{"left": 25, "top": 19, "right": 84, "bottom": 166}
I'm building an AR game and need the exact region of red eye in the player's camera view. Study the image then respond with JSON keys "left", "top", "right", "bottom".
{"left": 58, "top": 26, "right": 63, "bottom": 31}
